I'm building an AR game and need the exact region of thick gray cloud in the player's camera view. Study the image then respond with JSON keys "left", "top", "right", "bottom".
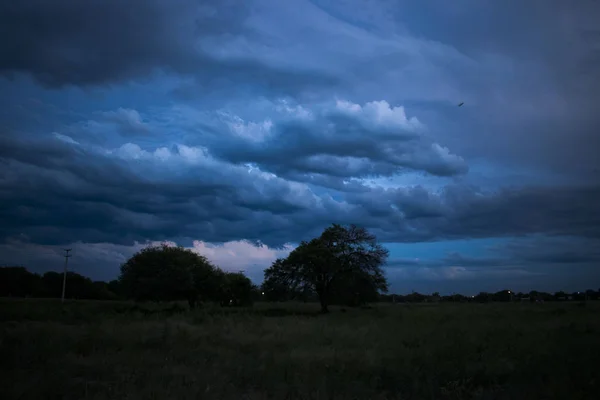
{"left": 350, "top": 184, "right": 600, "bottom": 243}
{"left": 0, "top": 132, "right": 321, "bottom": 246}
{"left": 1, "top": 129, "right": 599, "bottom": 248}
{"left": 304, "top": 0, "right": 600, "bottom": 181}
{"left": 0, "top": 0, "right": 221, "bottom": 85}
{"left": 401, "top": 0, "right": 600, "bottom": 180}
{"left": 0, "top": 0, "right": 337, "bottom": 95}
{"left": 491, "top": 236, "right": 600, "bottom": 266}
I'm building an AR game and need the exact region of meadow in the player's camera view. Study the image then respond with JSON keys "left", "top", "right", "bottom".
{"left": 1, "top": 299, "right": 599, "bottom": 400}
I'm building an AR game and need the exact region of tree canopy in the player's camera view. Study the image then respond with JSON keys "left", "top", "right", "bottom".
{"left": 3, "top": 264, "right": 599, "bottom": 306}
{"left": 118, "top": 244, "right": 256, "bottom": 307}
{"left": 262, "top": 224, "right": 389, "bottom": 312}
{"left": 0, "top": 266, "right": 120, "bottom": 300}
{"left": 217, "top": 271, "right": 257, "bottom": 307}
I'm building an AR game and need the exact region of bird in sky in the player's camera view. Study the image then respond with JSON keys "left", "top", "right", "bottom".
{"left": 458, "top": 102, "right": 464, "bottom": 107}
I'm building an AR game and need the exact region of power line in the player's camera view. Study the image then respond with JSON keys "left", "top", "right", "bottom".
{"left": 61, "top": 249, "right": 72, "bottom": 303}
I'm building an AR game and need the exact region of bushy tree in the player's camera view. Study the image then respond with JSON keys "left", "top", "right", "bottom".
{"left": 474, "top": 292, "right": 493, "bottom": 303}
{"left": 119, "top": 244, "right": 218, "bottom": 308}
{"left": 492, "top": 290, "right": 513, "bottom": 302}
{"left": 330, "top": 268, "right": 386, "bottom": 306}
{"left": 262, "top": 259, "right": 313, "bottom": 302}
{"left": 0, "top": 266, "right": 44, "bottom": 297}
{"left": 263, "top": 224, "right": 389, "bottom": 313}
{"left": 107, "top": 280, "right": 123, "bottom": 298}
{"left": 218, "top": 272, "right": 255, "bottom": 307}
{"left": 405, "top": 291, "right": 427, "bottom": 303}
{"left": 119, "top": 244, "right": 257, "bottom": 308}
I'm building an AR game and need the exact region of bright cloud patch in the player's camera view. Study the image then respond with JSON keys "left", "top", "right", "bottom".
{"left": 334, "top": 100, "right": 422, "bottom": 131}
{"left": 0, "top": 238, "right": 293, "bottom": 283}
{"left": 210, "top": 98, "right": 467, "bottom": 183}
{"left": 190, "top": 240, "right": 294, "bottom": 278}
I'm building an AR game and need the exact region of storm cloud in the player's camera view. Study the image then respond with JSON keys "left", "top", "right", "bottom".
{"left": 0, "top": 0, "right": 337, "bottom": 95}
{"left": 2, "top": 127, "right": 598, "bottom": 247}
{"left": 1, "top": 0, "right": 599, "bottom": 292}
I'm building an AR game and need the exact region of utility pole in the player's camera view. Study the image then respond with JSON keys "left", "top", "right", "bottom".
{"left": 61, "top": 249, "right": 72, "bottom": 303}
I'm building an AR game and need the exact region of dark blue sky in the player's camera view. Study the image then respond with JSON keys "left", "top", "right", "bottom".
{"left": 1, "top": 0, "right": 599, "bottom": 294}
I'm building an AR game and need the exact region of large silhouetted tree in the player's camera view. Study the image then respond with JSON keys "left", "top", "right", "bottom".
{"left": 263, "top": 224, "right": 389, "bottom": 313}
{"left": 119, "top": 244, "right": 257, "bottom": 308}
{"left": 119, "top": 244, "right": 218, "bottom": 308}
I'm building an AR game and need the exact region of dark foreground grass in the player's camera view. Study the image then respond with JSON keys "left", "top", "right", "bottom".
{"left": 1, "top": 299, "right": 599, "bottom": 400}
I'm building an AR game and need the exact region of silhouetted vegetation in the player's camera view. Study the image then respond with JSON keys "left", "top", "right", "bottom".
{"left": 0, "top": 266, "right": 120, "bottom": 300}
{"left": 119, "top": 244, "right": 257, "bottom": 308}
{"left": 378, "top": 289, "right": 600, "bottom": 304}
{"left": 262, "top": 224, "right": 389, "bottom": 312}
{"left": 3, "top": 264, "right": 599, "bottom": 308}
{"left": 3, "top": 224, "right": 599, "bottom": 314}
{"left": 3, "top": 263, "right": 598, "bottom": 308}
{"left": 1, "top": 245, "right": 258, "bottom": 307}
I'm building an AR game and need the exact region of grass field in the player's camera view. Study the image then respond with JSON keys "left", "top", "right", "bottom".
{"left": 1, "top": 299, "right": 599, "bottom": 400}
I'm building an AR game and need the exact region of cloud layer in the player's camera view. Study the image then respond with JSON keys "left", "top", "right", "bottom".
{"left": 3, "top": 118, "right": 598, "bottom": 247}
{"left": 1, "top": 0, "right": 599, "bottom": 292}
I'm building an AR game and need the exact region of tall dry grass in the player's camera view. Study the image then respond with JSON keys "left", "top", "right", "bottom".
{"left": 1, "top": 299, "right": 599, "bottom": 399}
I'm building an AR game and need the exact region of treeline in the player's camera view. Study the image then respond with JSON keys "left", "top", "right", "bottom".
{"left": 3, "top": 222, "right": 599, "bottom": 308}
{"left": 0, "top": 266, "right": 121, "bottom": 300}
{"left": 1, "top": 224, "right": 391, "bottom": 312}
{"left": 0, "top": 244, "right": 260, "bottom": 307}
{"left": 2, "top": 265, "right": 599, "bottom": 305}
{"left": 379, "top": 289, "right": 600, "bottom": 303}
